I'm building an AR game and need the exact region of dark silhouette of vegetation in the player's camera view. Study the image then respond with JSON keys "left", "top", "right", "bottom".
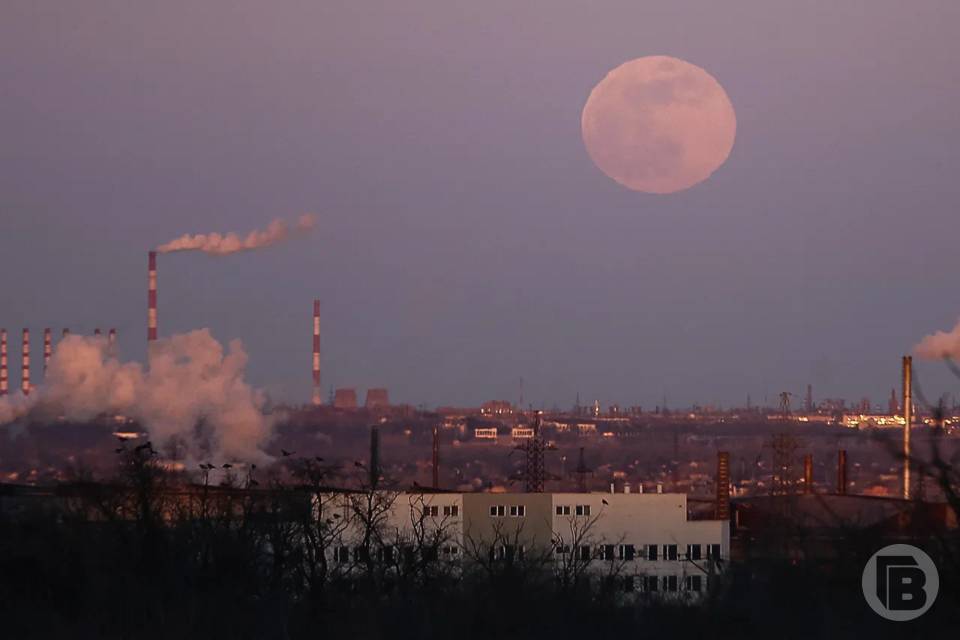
{"left": 1, "top": 445, "right": 959, "bottom": 640}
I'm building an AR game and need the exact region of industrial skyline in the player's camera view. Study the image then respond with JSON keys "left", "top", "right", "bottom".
{"left": 3, "top": 3, "right": 960, "bottom": 410}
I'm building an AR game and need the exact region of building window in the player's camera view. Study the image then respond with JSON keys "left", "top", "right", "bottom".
{"left": 622, "top": 575, "right": 635, "bottom": 592}
{"left": 425, "top": 505, "right": 439, "bottom": 517}
{"left": 666, "top": 575, "right": 678, "bottom": 592}
{"left": 355, "top": 547, "right": 370, "bottom": 562}
{"left": 578, "top": 545, "right": 591, "bottom": 561}
{"left": 378, "top": 546, "right": 395, "bottom": 563}
{"left": 646, "top": 545, "right": 658, "bottom": 561}
{"left": 510, "top": 504, "right": 526, "bottom": 517}
{"left": 687, "top": 544, "right": 702, "bottom": 561}
{"left": 645, "top": 575, "right": 658, "bottom": 592}
{"left": 555, "top": 544, "right": 571, "bottom": 555}
{"left": 708, "top": 544, "right": 722, "bottom": 560}
{"left": 443, "top": 505, "right": 459, "bottom": 517}
{"left": 335, "top": 546, "right": 350, "bottom": 563}
{"left": 489, "top": 505, "right": 505, "bottom": 517}
{"left": 602, "top": 544, "right": 615, "bottom": 561}
{"left": 664, "top": 544, "right": 678, "bottom": 561}
{"left": 574, "top": 504, "right": 591, "bottom": 516}
{"left": 618, "top": 544, "right": 636, "bottom": 560}
{"left": 686, "top": 575, "right": 703, "bottom": 592}
{"left": 442, "top": 545, "right": 459, "bottom": 558}
{"left": 556, "top": 505, "right": 571, "bottom": 516}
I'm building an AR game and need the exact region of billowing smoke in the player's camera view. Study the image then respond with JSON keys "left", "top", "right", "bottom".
{"left": 914, "top": 318, "right": 960, "bottom": 360}
{"left": 0, "top": 393, "right": 32, "bottom": 426}
{"left": 156, "top": 214, "right": 316, "bottom": 256}
{"left": 0, "top": 331, "right": 274, "bottom": 463}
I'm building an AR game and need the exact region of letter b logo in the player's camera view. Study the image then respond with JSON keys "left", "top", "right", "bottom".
{"left": 863, "top": 545, "right": 938, "bottom": 621}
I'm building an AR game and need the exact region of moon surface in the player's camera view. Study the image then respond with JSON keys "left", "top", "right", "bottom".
{"left": 581, "top": 56, "right": 736, "bottom": 194}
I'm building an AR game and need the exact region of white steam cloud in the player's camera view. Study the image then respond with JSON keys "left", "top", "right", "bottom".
{"left": 914, "top": 318, "right": 960, "bottom": 360}
{"left": 156, "top": 214, "right": 316, "bottom": 256}
{"left": 0, "top": 331, "right": 274, "bottom": 463}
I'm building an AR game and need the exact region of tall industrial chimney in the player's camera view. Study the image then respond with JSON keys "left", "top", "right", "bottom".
{"left": 803, "top": 454, "right": 813, "bottom": 494}
{"left": 43, "top": 328, "right": 52, "bottom": 376}
{"left": 21, "top": 328, "right": 30, "bottom": 396}
{"left": 369, "top": 425, "right": 380, "bottom": 488}
{"left": 432, "top": 424, "right": 440, "bottom": 488}
{"left": 902, "top": 355, "right": 912, "bottom": 500}
{"left": 716, "top": 451, "right": 730, "bottom": 520}
{"left": 0, "top": 329, "right": 7, "bottom": 396}
{"left": 312, "top": 300, "right": 321, "bottom": 405}
{"left": 837, "top": 449, "right": 847, "bottom": 495}
{"left": 148, "top": 251, "right": 158, "bottom": 343}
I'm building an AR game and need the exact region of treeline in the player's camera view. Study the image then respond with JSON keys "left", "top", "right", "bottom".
{"left": 0, "top": 449, "right": 958, "bottom": 639}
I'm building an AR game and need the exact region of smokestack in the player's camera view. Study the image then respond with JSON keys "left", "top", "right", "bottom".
{"left": 716, "top": 451, "right": 730, "bottom": 520}
{"left": 432, "top": 424, "right": 440, "bottom": 488}
{"left": 837, "top": 449, "right": 847, "bottom": 495}
{"left": 94, "top": 328, "right": 101, "bottom": 337}
{"left": 21, "top": 328, "right": 30, "bottom": 396}
{"left": 903, "top": 355, "right": 912, "bottom": 500}
{"left": 0, "top": 328, "right": 7, "bottom": 396}
{"left": 108, "top": 328, "right": 116, "bottom": 344}
{"left": 369, "top": 425, "right": 380, "bottom": 488}
{"left": 148, "top": 251, "right": 158, "bottom": 342}
{"left": 803, "top": 454, "right": 813, "bottom": 494}
{"left": 312, "top": 300, "right": 321, "bottom": 405}
{"left": 108, "top": 328, "right": 117, "bottom": 357}
{"left": 43, "top": 328, "right": 52, "bottom": 376}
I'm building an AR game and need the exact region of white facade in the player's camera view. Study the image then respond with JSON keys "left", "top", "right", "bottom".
{"left": 551, "top": 492, "right": 728, "bottom": 595}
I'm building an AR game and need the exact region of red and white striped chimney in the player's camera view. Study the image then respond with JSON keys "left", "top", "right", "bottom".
{"left": 312, "top": 299, "right": 321, "bottom": 405}
{"left": 43, "top": 328, "right": 52, "bottom": 376}
{"left": 0, "top": 328, "right": 8, "bottom": 396}
{"left": 148, "top": 250, "right": 158, "bottom": 342}
{"left": 21, "top": 328, "right": 30, "bottom": 396}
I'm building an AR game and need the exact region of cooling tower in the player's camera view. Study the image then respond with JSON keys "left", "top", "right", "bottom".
{"left": 333, "top": 388, "right": 358, "bottom": 410}
{"left": 364, "top": 388, "right": 390, "bottom": 409}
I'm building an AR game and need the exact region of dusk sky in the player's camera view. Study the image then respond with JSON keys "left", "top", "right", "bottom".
{"left": 2, "top": 1, "right": 960, "bottom": 410}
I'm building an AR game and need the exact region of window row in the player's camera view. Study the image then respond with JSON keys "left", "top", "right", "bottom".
{"left": 419, "top": 504, "right": 460, "bottom": 518}
{"left": 616, "top": 574, "right": 705, "bottom": 593}
{"left": 489, "top": 545, "right": 526, "bottom": 561}
{"left": 555, "top": 504, "right": 592, "bottom": 516}
{"left": 489, "top": 504, "right": 526, "bottom": 517}
{"left": 554, "top": 543, "right": 722, "bottom": 562}
{"left": 333, "top": 545, "right": 459, "bottom": 563}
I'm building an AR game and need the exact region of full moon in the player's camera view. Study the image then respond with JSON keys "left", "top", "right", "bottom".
{"left": 581, "top": 56, "right": 736, "bottom": 194}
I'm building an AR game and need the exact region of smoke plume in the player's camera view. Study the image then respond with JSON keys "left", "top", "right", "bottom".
{"left": 914, "top": 318, "right": 960, "bottom": 359}
{"left": 156, "top": 214, "right": 316, "bottom": 255}
{"left": 0, "top": 331, "right": 274, "bottom": 463}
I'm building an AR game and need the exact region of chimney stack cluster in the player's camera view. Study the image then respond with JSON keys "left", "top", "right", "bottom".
{"left": 43, "top": 328, "right": 52, "bottom": 375}
{"left": 21, "top": 328, "right": 30, "bottom": 396}
{"left": 148, "top": 251, "right": 158, "bottom": 342}
{"left": 0, "top": 329, "right": 7, "bottom": 396}
{"left": 902, "top": 355, "right": 912, "bottom": 500}
{"left": 312, "top": 300, "right": 321, "bottom": 405}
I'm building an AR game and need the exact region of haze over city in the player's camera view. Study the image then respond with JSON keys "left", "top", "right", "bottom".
{"left": 4, "top": 2, "right": 960, "bottom": 410}
{"left": 2, "top": 3, "right": 960, "bottom": 638}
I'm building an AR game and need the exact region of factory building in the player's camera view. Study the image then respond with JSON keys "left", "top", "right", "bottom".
{"left": 319, "top": 489, "right": 727, "bottom": 597}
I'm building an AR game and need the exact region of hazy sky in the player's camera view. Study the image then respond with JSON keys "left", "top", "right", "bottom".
{"left": 2, "top": 1, "right": 960, "bottom": 410}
